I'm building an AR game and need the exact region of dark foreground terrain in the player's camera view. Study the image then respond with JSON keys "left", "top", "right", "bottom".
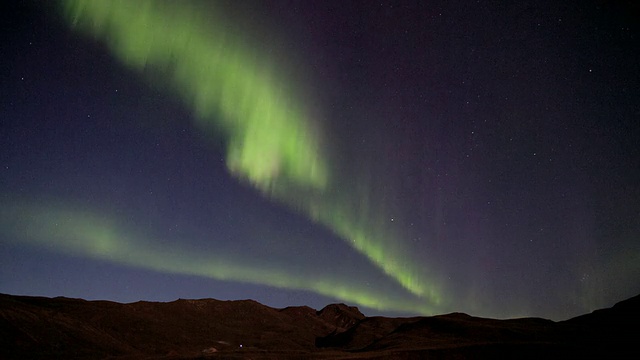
{"left": 1, "top": 292, "right": 638, "bottom": 359}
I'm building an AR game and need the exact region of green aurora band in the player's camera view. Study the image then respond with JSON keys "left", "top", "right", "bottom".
{"left": 0, "top": 201, "right": 433, "bottom": 314}
{"left": 47, "top": 0, "right": 443, "bottom": 310}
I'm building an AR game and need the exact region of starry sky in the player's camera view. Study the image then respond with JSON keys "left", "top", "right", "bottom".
{"left": 1, "top": 0, "right": 639, "bottom": 320}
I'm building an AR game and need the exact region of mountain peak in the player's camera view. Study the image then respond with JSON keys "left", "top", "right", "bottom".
{"left": 316, "top": 303, "right": 365, "bottom": 330}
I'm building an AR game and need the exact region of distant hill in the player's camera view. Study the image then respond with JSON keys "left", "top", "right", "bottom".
{"left": 1, "top": 292, "right": 637, "bottom": 359}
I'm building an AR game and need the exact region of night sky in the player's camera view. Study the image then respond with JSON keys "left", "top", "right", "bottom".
{"left": 1, "top": 0, "right": 639, "bottom": 320}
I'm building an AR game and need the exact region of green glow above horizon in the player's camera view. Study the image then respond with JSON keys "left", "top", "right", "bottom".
{"left": 0, "top": 200, "right": 434, "bottom": 314}
{"left": 52, "top": 0, "right": 444, "bottom": 310}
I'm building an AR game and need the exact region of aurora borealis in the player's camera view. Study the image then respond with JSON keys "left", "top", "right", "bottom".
{"left": 58, "top": 0, "right": 437, "bottom": 306}
{"left": 1, "top": 0, "right": 639, "bottom": 320}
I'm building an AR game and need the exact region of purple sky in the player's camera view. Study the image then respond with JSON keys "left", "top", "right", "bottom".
{"left": 1, "top": 0, "right": 639, "bottom": 320}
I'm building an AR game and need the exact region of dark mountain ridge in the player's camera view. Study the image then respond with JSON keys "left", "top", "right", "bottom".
{"left": 1, "top": 292, "right": 638, "bottom": 359}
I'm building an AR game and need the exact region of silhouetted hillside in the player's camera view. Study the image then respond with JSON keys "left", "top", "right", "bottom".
{"left": 1, "top": 292, "right": 638, "bottom": 359}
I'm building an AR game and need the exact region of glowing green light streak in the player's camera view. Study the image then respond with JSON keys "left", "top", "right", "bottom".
{"left": 0, "top": 200, "right": 434, "bottom": 314}
{"left": 316, "top": 202, "right": 442, "bottom": 305}
{"left": 57, "top": 0, "right": 443, "bottom": 307}
{"left": 62, "top": 0, "right": 326, "bottom": 192}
